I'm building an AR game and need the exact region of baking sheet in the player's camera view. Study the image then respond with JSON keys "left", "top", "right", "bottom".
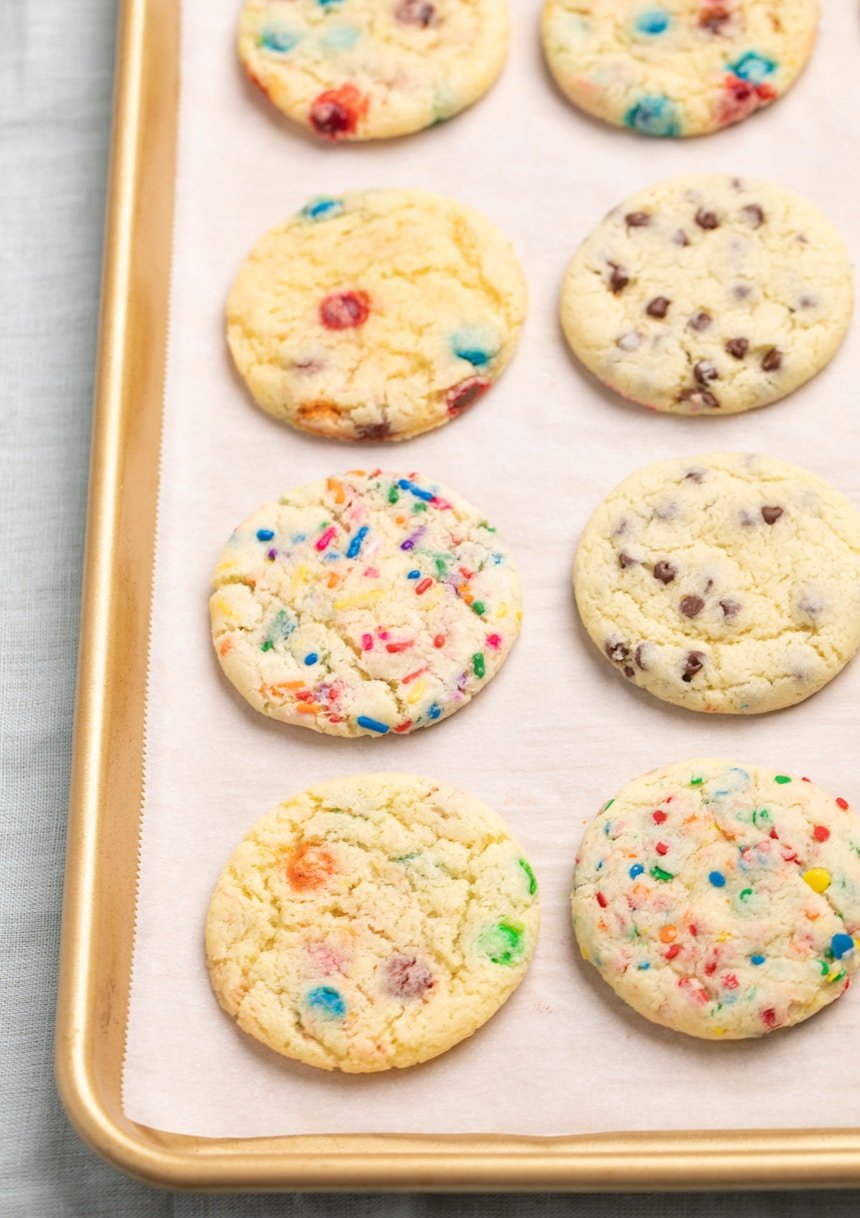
{"left": 124, "top": 1, "right": 860, "bottom": 1138}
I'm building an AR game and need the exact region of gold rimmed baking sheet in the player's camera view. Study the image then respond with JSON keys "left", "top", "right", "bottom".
{"left": 57, "top": 0, "right": 860, "bottom": 1190}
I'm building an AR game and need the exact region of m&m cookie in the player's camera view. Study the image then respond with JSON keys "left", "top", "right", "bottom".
{"left": 206, "top": 773, "right": 540, "bottom": 1071}
{"left": 573, "top": 760, "right": 860, "bottom": 1039}
{"left": 210, "top": 470, "right": 522, "bottom": 737}
{"left": 560, "top": 174, "right": 852, "bottom": 416}
{"left": 239, "top": 0, "right": 509, "bottom": 141}
{"left": 542, "top": 1, "right": 818, "bottom": 138}
{"left": 227, "top": 189, "right": 526, "bottom": 441}
{"left": 574, "top": 452, "right": 860, "bottom": 714}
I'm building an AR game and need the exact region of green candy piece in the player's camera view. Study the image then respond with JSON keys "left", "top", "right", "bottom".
{"left": 479, "top": 921, "right": 525, "bottom": 966}
{"left": 774, "top": 775, "right": 792, "bottom": 784}
{"left": 650, "top": 865, "right": 673, "bottom": 882}
{"left": 518, "top": 858, "right": 538, "bottom": 896}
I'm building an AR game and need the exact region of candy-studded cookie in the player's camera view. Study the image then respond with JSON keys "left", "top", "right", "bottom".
{"left": 560, "top": 175, "right": 852, "bottom": 416}
{"left": 239, "top": 0, "right": 509, "bottom": 141}
{"left": 206, "top": 773, "right": 540, "bottom": 1071}
{"left": 541, "top": 1, "right": 819, "bottom": 138}
{"left": 211, "top": 470, "right": 521, "bottom": 737}
{"left": 573, "top": 453, "right": 860, "bottom": 714}
{"left": 227, "top": 190, "right": 526, "bottom": 441}
{"left": 573, "top": 760, "right": 860, "bottom": 1039}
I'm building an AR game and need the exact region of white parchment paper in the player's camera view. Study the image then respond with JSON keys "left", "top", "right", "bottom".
{"left": 124, "top": 1, "right": 860, "bottom": 1138}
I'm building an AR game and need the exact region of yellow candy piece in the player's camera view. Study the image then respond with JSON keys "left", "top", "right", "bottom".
{"left": 803, "top": 867, "right": 831, "bottom": 894}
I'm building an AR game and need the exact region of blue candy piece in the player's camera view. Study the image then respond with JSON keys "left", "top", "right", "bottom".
{"left": 623, "top": 96, "right": 681, "bottom": 137}
{"left": 357, "top": 715, "right": 390, "bottom": 734}
{"left": 256, "top": 528, "right": 275, "bottom": 542}
{"left": 635, "top": 10, "right": 671, "bottom": 35}
{"left": 300, "top": 197, "right": 345, "bottom": 222}
{"left": 629, "top": 863, "right": 644, "bottom": 879}
{"left": 637, "top": 961, "right": 650, "bottom": 970}
{"left": 750, "top": 954, "right": 765, "bottom": 966}
{"left": 304, "top": 653, "right": 318, "bottom": 666}
{"left": 728, "top": 51, "right": 777, "bottom": 85}
{"left": 831, "top": 933, "right": 855, "bottom": 960}
{"left": 407, "top": 569, "right": 421, "bottom": 579}
{"left": 708, "top": 870, "right": 726, "bottom": 888}
{"left": 428, "top": 704, "right": 442, "bottom": 721}
{"left": 346, "top": 525, "right": 369, "bottom": 559}
{"left": 259, "top": 27, "right": 299, "bottom": 54}
{"left": 306, "top": 986, "right": 347, "bottom": 1019}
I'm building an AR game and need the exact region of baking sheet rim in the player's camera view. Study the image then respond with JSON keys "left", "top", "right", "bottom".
{"left": 54, "top": 0, "right": 860, "bottom": 1190}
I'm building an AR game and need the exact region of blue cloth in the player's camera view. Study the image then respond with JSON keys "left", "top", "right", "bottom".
{"left": 1, "top": 1, "right": 859, "bottom": 1212}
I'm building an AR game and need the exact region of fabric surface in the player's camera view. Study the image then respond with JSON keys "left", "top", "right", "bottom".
{"left": 2, "top": 0, "right": 860, "bottom": 1212}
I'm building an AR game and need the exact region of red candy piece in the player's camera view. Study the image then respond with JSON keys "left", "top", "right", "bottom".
{"left": 433, "top": 634, "right": 445, "bottom": 648}
{"left": 384, "top": 953, "right": 434, "bottom": 1000}
{"left": 716, "top": 75, "right": 775, "bottom": 128}
{"left": 761, "top": 1007, "right": 778, "bottom": 1028}
{"left": 309, "top": 83, "right": 368, "bottom": 139}
{"left": 837, "top": 797, "right": 850, "bottom": 811}
{"left": 447, "top": 376, "right": 491, "bottom": 417}
{"left": 596, "top": 891, "right": 608, "bottom": 908}
{"left": 665, "top": 944, "right": 681, "bottom": 960}
{"left": 656, "top": 841, "right": 669, "bottom": 856}
{"left": 652, "top": 810, "right": 667, "bottom": 824}
{"left": 722, "top": 972, "right": 739, "bottom": 990}
{"left": 813, "top": 825, "right": 831, "bottom": 842}
{"left": 320, "top": 290, "right": 370, "bottom": 330}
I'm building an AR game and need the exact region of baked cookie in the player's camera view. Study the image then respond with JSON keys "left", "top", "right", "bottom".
{"left": 206, "top": 773, "right": 540, "bottom": 1072}
{"left": 227, "top": 189, "right": 526, "bottom": 441}
{"left": 560, "top": 174, "right": 853, "bottom": 416}
{"left": 238, "top": 0, "right": 509, "bottom": 141}
{"left": 211, "top": 470, "right": 522, "bottom": 736}
{"left": 541, "top": 1, "right": 819, "bottom": 138}
{"left": 573, "top": 453, "right": 860, "bottom": 714}
{"left": 573, "top": 759, "right": 860, "bottom": 1039}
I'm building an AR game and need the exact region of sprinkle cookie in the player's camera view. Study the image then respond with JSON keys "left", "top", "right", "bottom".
{"left": 206, "top": 773, "right": 540, "bottom": 1071}
{"left": 211, "top": 470, "right": 521, "bottom": 737}
{"left": 560, "top": 174, "right": 852, "bottom": 416}
{"left": 541, "top": 1, "right": 819, "bottom": 138}
{"left": 238, "top": 0, "right": 509, "bottom": 141}
{"left": 573, "top": 453, "right": 860, "bottom": 714}
{"left": 573, "top": 760, "right": 860, "bottom": 1039}
{"left": 227, "top": 189, "right": 526, "bottom": 441}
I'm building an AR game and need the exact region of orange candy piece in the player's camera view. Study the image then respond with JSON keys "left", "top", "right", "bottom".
{"left": 286, "top": 841, "right": 336, "bottom": 891}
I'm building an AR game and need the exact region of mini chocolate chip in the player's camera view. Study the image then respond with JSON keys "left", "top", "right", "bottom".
{"left": 688, "top": 311, "right": 712, "bottom": 332}
{"left": 674, "top": 229, "right": 691, "bottom": 247}
{"left": 742, "top": 204, "right": 765, "bottom": 228}
{"left": 695, "top": 208, "right": 720, "bottom": 230}
{"left": 680, "top": 595, "right": 705, "bottom": 618}
{"left": 720, "top": 599, "right": 741, "bottom": 618}
{"left": 634, "top": 644, "right": 648, "bottom": 671}
{"left": 699, "top": 4, "right": 731, "bottom": 31}
{"left": 798, "top": 596, "right": 823, "bottom": 616}
{"left": 732, "top": 283, "right": 751, "bottom": 300}
{"left": 762, "top": 347, "right": 783, "bottom": 372}
{"left": 623, "top": 665, "right": 635, "bottom": 679}
{"left": 625, "top": 212, "right": 651, "bottom": 227}
{"left": 684, "top": 468, "right": 706, "bottom": 483}
{"left": 799, "top": 295, "right": 817, "bottom": 309}
{"left": 619, "top": 552, "right": 638, "bottom": 569}
{"left": 761, "top": 505, "right": 783, "bottom": 525}
{"left": 394, "top": 0, "right": 436, "bottom": 26}
{"left": 646, "top": 296, "right": 671, "bottom": 319}
{"left": 605, "top": 640, "right": 630, "bottom": 663}
{"left": 682, "top": 651, "right": 706, "bottom": 682}
{"left": 694, "top": 360, "right": 719, "bottom": 385}
{"left": 653, "top": 561, "right": 677, "bottom": 584}
{"left": 679, "top": 387, "right": 720, "bottom": 410}
{"left": 608, "top": 263, "right": 629, "bottom": 294}
{"left": 356, "top": 422, "right": 392, "bottom": 441}
{"left": 725, "top": 337, "right": 749, "bottom": 359}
